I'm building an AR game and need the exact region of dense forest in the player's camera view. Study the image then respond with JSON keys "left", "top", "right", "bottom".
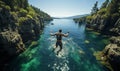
{"left": 74, "top": 0, "right": 120, "bottom": 71}
{"left": 0, "top": 0, "right": 52, "bottom": 70}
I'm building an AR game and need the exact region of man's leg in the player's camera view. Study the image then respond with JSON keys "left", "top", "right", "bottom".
{"left": 57, "top": 43, "right": 62, "bottom": 55}
{"left": 52, "top": 42, "right": 58, "bottom": 52}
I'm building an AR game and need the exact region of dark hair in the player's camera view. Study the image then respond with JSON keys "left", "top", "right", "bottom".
{"left": 59, "top": 29, "right": 62, "bottom": 32}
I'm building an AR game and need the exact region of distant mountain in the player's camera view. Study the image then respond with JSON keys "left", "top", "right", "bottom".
{"left": 62, "top": 14, "right": 89, "bottom": 19}
{"left": 51, "top": 14, "right": 89, "bottom": 19}
{"left": 51, "top": 17, "right": 61, "bottom": 19}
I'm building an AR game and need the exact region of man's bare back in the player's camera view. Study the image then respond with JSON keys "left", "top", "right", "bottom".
{"left": 50, "top": 29, "right": 69, "bottom": 55}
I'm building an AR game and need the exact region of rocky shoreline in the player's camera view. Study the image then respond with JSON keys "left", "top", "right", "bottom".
{"left": 0, "top": 0, "right": 52, "bottom": 70}
{"left": 94, "top": 36, "right": 120, "bottom": 71}
{"left": 74, "top": 0, "right": 120, "bottom": 70}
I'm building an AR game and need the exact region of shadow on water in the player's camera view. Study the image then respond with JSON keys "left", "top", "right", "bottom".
{"left": 8, "top": 19, "right": 109, "bottom": 71}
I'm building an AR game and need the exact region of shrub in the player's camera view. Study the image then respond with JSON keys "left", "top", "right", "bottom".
{"left": 27, "top": 6, "right": 34, "bottom": 12}
{"left": 10, "top": 12, "right": 18, "bottom": 20}
{"left": 19, "top": 8, "right": 28, "bottom": 17}
{"left": 102, "top": 14, "right": 108, "bottom": 19}
{"left": 11, "top": 12, "right": 17, "bottom": 16}
{"left": 27, "top": 14, "right": 33, "bottom": 19}
{"left": 87, "top": 16, "right": 93, "bottom": 20}
{"left": 13, "top": 6, "right": 19, "bottom": 11}
{"left": 98, "top": 8, "right": 107, "bottom": 15}
{"left": 28, "top": 11, "right": 36, "bottom": 17}
{"left": 4, "top": 5, "right": 11, "bottom": 11}
{"left": 27, "top": 6, "right": 37, "bottom": 17}
{"left": 86, "top": 16, "right": 93, "bottom": 24}
{"left": 18, "top": 17, "right": 28, "bottom": 26}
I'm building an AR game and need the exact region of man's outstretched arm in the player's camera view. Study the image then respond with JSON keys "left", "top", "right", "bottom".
{"left": 50, "top": 32, "right": 57, "bottom": 36}
{"left": 50, "top": 33, "right": 55, "bottom": 36}
{"left": 63, "top": 32, "right": 69, "bottom": 37}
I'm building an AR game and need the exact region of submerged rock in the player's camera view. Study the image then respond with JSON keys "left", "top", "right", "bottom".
{"left": 85, "top": 40, "right": 90, "bottom": 44}
{"left": 96, "top": 36, "right": 120, "bottom": 71}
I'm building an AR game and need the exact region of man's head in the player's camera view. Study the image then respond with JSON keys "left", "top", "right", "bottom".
{"left": 59, "top": 29, "right": 62, "bottom": 33}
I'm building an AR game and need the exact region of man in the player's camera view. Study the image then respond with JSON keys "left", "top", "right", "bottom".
{"left": 50, "top": 29, "right": 69, "bottom": 55}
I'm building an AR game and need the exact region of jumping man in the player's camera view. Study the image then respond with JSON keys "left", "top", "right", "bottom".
{"left": 50, "top": 29, "right": 69, "bottom": 55}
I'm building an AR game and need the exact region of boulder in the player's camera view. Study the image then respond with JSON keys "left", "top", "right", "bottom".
{"left": 103, "top": 37, "right": 120, "bottom": 71}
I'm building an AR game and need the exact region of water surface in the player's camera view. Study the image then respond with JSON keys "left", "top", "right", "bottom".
{"left": 9, "top": 19, "right": 109, "bottom": 71}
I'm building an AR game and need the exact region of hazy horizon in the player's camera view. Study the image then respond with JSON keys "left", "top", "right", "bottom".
{"left": 29, "top": 0, "right": 105, "bottom": 17}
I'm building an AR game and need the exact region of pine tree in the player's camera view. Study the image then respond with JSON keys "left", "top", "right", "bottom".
{"left": 101, "top": 0, "right": 109, "bottom": 9}
{"left": 91, "top": 1, "right": 99, "bottom": 15}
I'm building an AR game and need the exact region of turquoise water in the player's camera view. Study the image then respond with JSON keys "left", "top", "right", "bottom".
{"left": 9, "top": 19, "right": 109, "bottom": 71}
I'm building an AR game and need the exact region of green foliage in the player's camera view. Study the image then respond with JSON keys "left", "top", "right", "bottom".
{"left": 0, "top": 1, "right": 5, "bottom": 6}
{"left": 10, "top": 12, "right": 18, "bottom": 17}
{"left": 5, "top": 5, "right": 11, "bottom": 11}
{"left": 98, "top": 8, "right": 107, "bottom": 15}
{"left": 27, "top": 14, "right": 33, "bottom": 19}
{"left": 27, "top": 6, "right": 35, "bottom": 12}
{"left": 26, "top": 6, "right": 36, "bottom": 18}
{"left": 86, "top": 16, "right": 93, "bottom": 20}
{"left": 0, "top": 1, "right": 11, "bottom": 11}
{"left": 19, "top": 8, "right": 28, "bottom": 17}
{"left": 28, "top": 11, "right": 36, "bottom": 17}
{"left": 1, "top": 0, "right": 51, "bottom": 20}
{"left": 86, "top": 16, "right": 93, "bottom": 24}
{"left": 0, "top": 0, "right": 52, "bottom": 26}
{"left": 13, "top": 6, "right": 19, "bottom": 11}
{"left": 2, "top": 0, "right": 28, "bottom": 10}
{"left": 18, "top": 17, "right": 28, "bottom": 26}
{"left": 102, "top": 14, "right": 108, "bottom": 19}
{"left": 31, "top": 5, "right": 51, "bottom": 20}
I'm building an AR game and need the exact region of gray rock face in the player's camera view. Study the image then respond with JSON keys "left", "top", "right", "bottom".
{"left": 104, "top": 44, "right": 120, "bottom": 62}
{"left": 19, "top": 18, "right": 44, "bottom": 42}
{"left": 110, "top": 18, "right": 120, "bottom": 35}
{"left": 0, "top": 31, "right": 26, "bottom": 55}
{"left": 86, "top": 14, "right": 120, "bottom": 36}
{"left": 0, "top": 5, "right": 26, "bottom": 56}
{"left": 103, "top": 36, "right": 120, "bottom": 71}
{"left": 0, "top": 1, "right": 45, "bottom": 66}
{"left": 110, "top": 36, "right": 120, "bottom": 46}
{"left": 86, "top": 15, "right": 107, "bottom": 32}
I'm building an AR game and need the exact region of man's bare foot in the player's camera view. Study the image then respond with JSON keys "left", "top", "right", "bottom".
{"left": 57, "top": 51, "right": 60, "bottom": 55}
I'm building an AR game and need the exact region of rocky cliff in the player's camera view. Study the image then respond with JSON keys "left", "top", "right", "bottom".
{"left": 0, "top": 0, "right": 52, "bottom": 69}
{"left": 95, "top": 37, "right": 120, "bottom": 71}
{"left": 86, "top": 14, "right": 120, "bottom": 36}
{"left": 87, "top": 0, "right": 120, "bottom": 71}
{"left": 75, "top": 0, "right": 120, "bottom": 71}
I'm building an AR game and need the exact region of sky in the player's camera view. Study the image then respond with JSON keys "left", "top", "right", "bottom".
{"left": 28, "top": 0, "right": 105, "bottom": 17}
